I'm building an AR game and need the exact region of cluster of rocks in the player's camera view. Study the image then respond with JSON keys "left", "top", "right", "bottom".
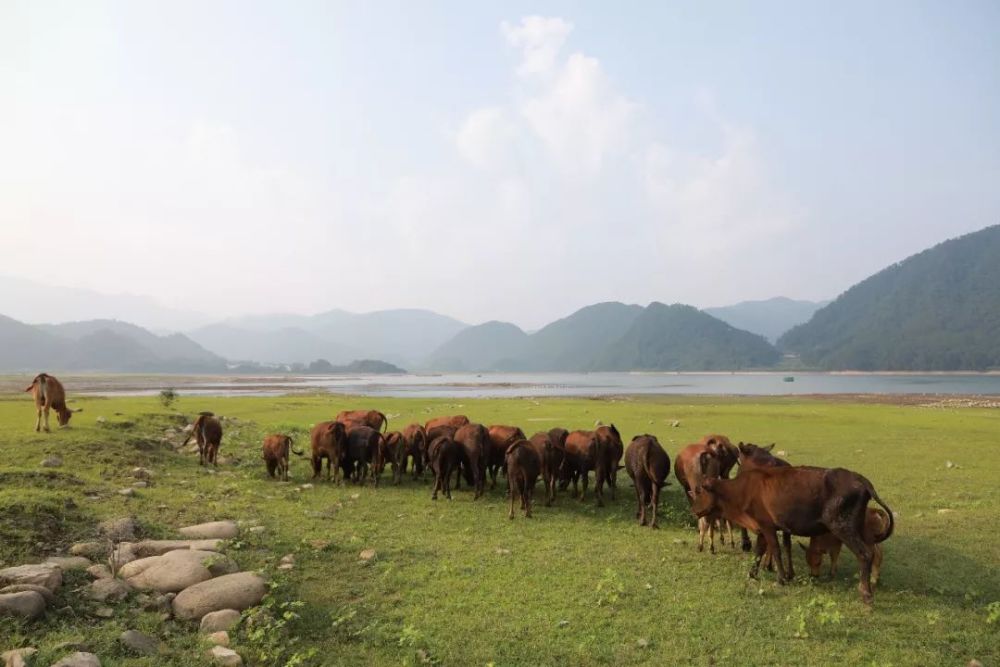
{"left": 1, "top": 518, "right": 267, "bottom": 666}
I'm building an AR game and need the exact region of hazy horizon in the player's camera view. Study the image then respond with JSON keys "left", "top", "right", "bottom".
{"left": 2, "top": 2, "right": 998, "bottom": 330}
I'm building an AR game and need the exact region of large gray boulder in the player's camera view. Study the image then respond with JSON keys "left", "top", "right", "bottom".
{"left": 172, "top": 572, "right": 266, "bottom": 621}
{"left": 0, "top": 583, "right": 56, "bottom": 605}
{"left": 51, "top": 652, "right": 101, "bottom": 667}
{"left": 45, "top": 556, "right": 93, "bottom": 571}
{"left": 119, "top": 550, "right": 237, "bottom": 593}
{"left": 0, "top": 591, "right": 46, "bottom": 620}
{"left": 86, "top": 577, "right": 132, "bottom": 602}
{"left": 133, "top": 539, "right": 223, "bottom": 558}
{"left": 0, "top": 564, "right": 62, "bottom": 592}
{"left": 178, "top": 521, "right": 238, "bottom": 540}
{"left": 70, "top": 542, "right": 106, "bottom": 559}
{"left": 119, "top": 630, "right": 158, "bottom": 655}
{"left": 2, "top": 647, "right": 37, "bottom": 667}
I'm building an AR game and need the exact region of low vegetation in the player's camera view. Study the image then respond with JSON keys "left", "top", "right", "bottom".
{"left": 1, "top": 392, "right": 998, "bottom": 665}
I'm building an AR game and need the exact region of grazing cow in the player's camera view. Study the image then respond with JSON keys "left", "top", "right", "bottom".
{"left": 310, "top": 420, "right": 347, "bottom": 482}
{"left": 428, "top": 435, "right": 460, "bottom": 500}
{"left": 402, "top": 423, "right": 428, "bottom": 480}
{"left": 675, "top": 442, "right": 728, "bottom": 553}
{"left": 486, "top": 425, "right": 526, "bottom": 489}
{"left": 343, "top": 426, "right": 380, "bottom": 485}
{"left": 624, "top": 434, "right": 671, "bottom": 529}
{"left": 528, "top": 431, "right": 563, "bottom": 506}
{"left": 425, "top": 415, "right": 470, "bottom": 431}
{"left": 561, "top": 430, "right": 608, "bottom": 506}
{"left": 737, "top": 442, "right": 792, "bottom": 575}
{"left": 505, "top": 439, "right": 541, "bottom": 519}
{"left": 336, "top": 409, "right": 388, "bottom": 433}
{"left": 801, "top": 507, "right": 890, "bottom": 584}
{"left": 453, "top": 423, "right": 489, "bottom": 498}
{"left": 25, "top": 373, "right": 79, "bottom": 432}
{"left": 691, "top": 466, "right": 894, "bottom": 605}
{"left": 596, "top": 424, "right": 624, "bottom": 499}
{"left": 378, "top": 431, "right": 406, "bottom": 484}
{"left": 181, "top": 412, "right": 223, "bottom": 466}
{"left": 262, "top": 434, "right": 303, "bottom": 481}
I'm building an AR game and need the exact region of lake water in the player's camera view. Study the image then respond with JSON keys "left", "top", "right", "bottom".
{"left": 82, "top": 372, "right": 1000, "bottom": 398}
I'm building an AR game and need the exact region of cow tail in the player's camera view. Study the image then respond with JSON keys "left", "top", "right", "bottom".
{"left": 379, "top": 412, "right": 388, "bottom": 433}
{"left": 863, "top": 478, "right": 895, "bottom": 543}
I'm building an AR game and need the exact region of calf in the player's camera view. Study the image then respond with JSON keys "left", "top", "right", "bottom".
{"left": 624, "top": 434, "right": 670, "bottom": 529}
{"left": 675, "top": 442, "right": 728, "bottom": 553}
{"left": 802, "top": 507, "right": 890, "bottom": 584}
{"left": 528, "top": 431, "right": 563, "bottom": 506}
{"left": 343, "top": 426, "right": 380, "bottom": 485}
{"left": 596, "top": 424, "right": 624, "bottom": 500}
{"left": 402, "top": 423, "right": 428, "bottom": 480}
{"left": 310, "top": 421, "right": 347, "bottom": 482}
{"left": 182, "top": 412, "right": 223, "bottom": 466}
{"left": 486, "top": 425, "right": 526, "bottom": 489}
{"left": 336, "top": 409, "right": 388, "bottom": 433}
{"left": 428, "top": 435, "right": 461, "bottom": 500}
{"left": 505, "top": 439, "right": 541, "bottom": 519}
{"left": 737, "top": 442, "right": 793, "bottom": 575}
{"left": 262, "top": 434, "right": 303, "bottom": 481}
{"left": 561, "top": 430, "right": 608, "bottom": 506}
{"left": 25, "top": 373, "right": 79, "bottom": 432}
{"left": 379, "top": 431, "right": 406, "bottom": 484}
{"left": 691, "top": 466, "right": 894, "bottom": 605}
{"left": 425, "top": 414, "right": 469, "bottom": 431}
{"left": 454, "top": 423, "right": 489, "bottom": 498}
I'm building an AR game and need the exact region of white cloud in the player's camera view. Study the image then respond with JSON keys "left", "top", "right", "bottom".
{"left": 501, "top": 16, "right": 573, "bottom": 78}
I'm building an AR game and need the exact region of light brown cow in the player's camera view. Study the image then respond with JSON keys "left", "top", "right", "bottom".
{"left": 25, "top": 373, "right": 80, "bottom": 432}
{"left": 310, "top": 420, "right": 347, "bottom": 482}
{"left": 425, "top": 414, "right": 470, "bottom": 431}
{"left": 801, "top": 507, "right": 890, "bottom": 584}
{"left": 336, "top": 409, "right": 388, "bottom": 433}
{"left": 486, "top": 425, "right": 526, "bottom": 489}
{"left": 262, "top": 434, "right": 304, "bottom": 481}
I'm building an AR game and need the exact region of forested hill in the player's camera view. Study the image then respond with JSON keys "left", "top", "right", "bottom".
{"left": 779, "top": 225, "right": 1000, "bottom": 370}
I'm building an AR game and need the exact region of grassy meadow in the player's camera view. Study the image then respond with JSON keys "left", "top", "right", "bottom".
{"left": 0, "top": 390, "right": 998, "bottom": 666}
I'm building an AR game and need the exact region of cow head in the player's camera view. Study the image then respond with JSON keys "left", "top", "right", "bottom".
{"left": 690, "top": 477, "right": 718, "bottom": 517}
{"left": 798, "top": 543, "right": 825, "bottom": 576}
{"left": 56, "top": 405, "right": 79, "bottom": 426}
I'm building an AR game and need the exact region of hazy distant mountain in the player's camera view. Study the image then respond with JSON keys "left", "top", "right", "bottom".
{"left": 519, "top": 302, "right": 645, "bottom": 371}
{"left": 779, "top": 224, "right": 1000, "bottom": 370}
{"left": 591, "top": 303, "right": 781, "bottom": 371}
{"left": 194, "top": 308, "right": 468, "bottom": 366}
{"left": 0, "top": 275, "right": 211, "bottom": 332}
{"left": 0, "top": 315, "right": 225, "bottom": 372}
{"left": 424, "top": 321, "right": 530, "bottom": 371}
{"left": 705, "top": 297, "right": 829, "bottom": 342}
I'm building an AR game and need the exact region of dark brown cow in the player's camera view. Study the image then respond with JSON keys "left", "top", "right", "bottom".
{"left": 402, "top": 423, "right": 428, "bottom": 480}
{"left": 561, "top": 430, "right": 608, "bottom": 506}
{"left": 737, "top": 442, "right": 792, "bottom": 574}
{"left": 802, "top": 507, "right": 890, "bottom": 584}
{"left": 453, "top": 423, "right": 489, "bottom": 498}
{"left": 691, "top": 466, "right": 894, "bottom": 605}
{"left": 505, "top": 439, "right": 541, "bottom": 519}
{"left": 528, "top": 431, "right": 563, "bottom": 506}
{"left": 343, "top": 426, "right": 380, "bottom": 484}
{"left": 262, "top": 434, "right": 303, "bottom": 481}
{"left": 425, "top": 414, "right": 469, "bottom": 431}
{"left": 624, "top": 434, "right": 671, "bottom": 528}
{"left": 378, "top": 431, "right": 406, "bottom": 484}
{"left": 25, "top": 373, "right": 79, "bottom": 432}
{"left": 428, "top": 435, "right": 460, "bottom": 500}
{"left": 181, "top": 412, "right": 223, "bottom": 466}
{"left": 674, "top": 442, "right": 728, "bottom": 553}
{"left": 336, "top": 409, "right": 388, "bottom": 433}
{"left": 596, "top": 424, "right": 624, "bottom": 500}
{"left": 486, "top": 425, "right": 526, "bottom": 489}
{"left": 310, "top": 420, "right": 347, "bottom": 482}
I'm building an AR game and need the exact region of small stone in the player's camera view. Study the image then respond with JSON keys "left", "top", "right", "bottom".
{"left": 937, "top": 508, "right": 955, "bottom": 514}
{"left": 207, "top": 630, "right": 230, "bottom": 646}
{"left": 277, "top": 563, "right": 293, "bottom": 571}
{"left": 120, "top": 630, "right": 158, "bottom": 655}
{"left": 93, "top": 606, "right": 115, "bottom": 618}
{"left": 557, "top": 619, "right": 569, "bottom": 628}
{"left": 87, "top": 577, "right": 132, "bottom": 602}
{"left": 968, "top": 661, "right": 983, "bottom": 667}
{"left": 350, "top": 493, "right": 360, "bottom": 500}
{"left": 2, "top": 647, "right": 37, "bottom": 667}
{"left": 308, "top": 539, "right": 330, "bottom": 550}
{"left": 776, "top": 450, "right": 787, "bottom": 456}
{"left": 206, "top": 646, "right": 242, "bottom": 666}
{"left": 133, "top": 481, "right": 149, "bottom": 488}
{"left": 200, "top": 608, "right": 241, "bottom": 633}
{"left": 0, "top": 591, "right": 46, "bottom": 620}
{"left": 644, "top": 583, "right": 653, "bottom": 590}
{"left": 118, "top": 488, "right": 136, "bottom": 497}
{"left": 945, "top": 460, "right": 955, "bottom": 469}
{"left": 178, "top": 521, "right": 239, "bottom": 540}
{"left": 41, "top": 456, "right": 63, "bottom": 468}
{"left": 132, "top": 467, "right": 153, "bottom": 480}
{"left": 51, "top": 652, "right": 101, "bottom": 667}
{"left": 132, "top": 539, "right": 223, "bottom": 557}
{"left": 495, "top": 548, "right": 511, "bottom": 556}
{"left": 359, "top": 549, "right": 376, "bottom": 562}
{"left": 70, "top": 542, "right": 106, "bottom": 559}
{"left": 637, "top": 638, "right": 650, "bottom": 648}
{"left": 416, "top": 649, "right": 431, "bottom": 664}
{"left": 45, "top": 556, "right": 92, "bottom": 571}
{"left": 96, "top": 416, "right": 107, "bottom": 423}
{"left": 99, "top": 517, "right": 138, "bottom": 541}
{"left": 300, "top": 483, "right": 313, "bottom": 489}
{"left": 279, "top": 554, "right": 295, "bottom": 566}
{"left": 671, "top": 420, "right": 680, "bottom": 427}
{"left": 248, "top": 526, "right": 265, "bottom": 534}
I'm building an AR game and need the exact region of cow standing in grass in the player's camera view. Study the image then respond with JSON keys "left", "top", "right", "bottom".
{"left": 310, "top": 420, "right": 347, "bottom": 482}
{"left": 625, "top": 434, "right": 670, "bottom": 529}
{"left": 181, "top": 412, "right": 223, "bottom": 466}
{"left": 505, "top": 439, "right": 541, "bottom": 519}
{"left": 25, "top": 373, "right": 79, "bottom": 432}
{"left": 262, "top": 434, "right": 303, "bottom": 481}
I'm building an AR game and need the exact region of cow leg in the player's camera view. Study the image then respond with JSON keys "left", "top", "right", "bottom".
{"left": 432, "top": 469, "right": 440, "bottom": 500}
{"left": 697, "top": 518, "right": 708, "bottom": 552}
{"left": 783, "top": 531, "right": 794, "bottom": 579}
{"left": 871, "top": 545, "right": 883, "bottom": 586}
{"left": 594, "top": 470, "right": 605, "bottom": 508}
{"left": 750, "top": 535, "right": 766, "bottom": 578}
{"left": 840, "top": 533, "right": 875, "bottom": 605}
{"left": 727, "top": 521, "right": 737, "bottom": 550}
{"left": 43, "top": 406, "right": 51, "bottom": 432}
{"left": 525, "top": 480, "right": 533, "bottom": 518}
{"left": 763, "top": 530, "right": 788, "bottom": 584}
{"left": 741, "top": 527, "right": 753, "bottom": 552}
{"left": 829, "top": 542, "right": 842, "bottom": 577}
{"left": 634, "top": 482, "right": 644, "bottom": 524}
{"left": 709, "top": 519, "right": 717, "bottom": 554}
{"left": 508, "top": 475, "right": 516, "bottom": 519}
{"left": 649, "top": 481, "right": 660, "bottom": 529}
{"left": 35, "top": 406, "right": 42, "bottom": 432}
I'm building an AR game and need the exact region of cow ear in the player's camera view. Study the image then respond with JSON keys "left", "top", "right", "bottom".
{"left": 699, "top": 451, "right": 711, "bottom": 471}
{"left": 765, "top": 443, "right": 775, "bottom": 452}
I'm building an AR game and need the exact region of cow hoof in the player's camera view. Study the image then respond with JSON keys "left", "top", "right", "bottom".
{"left": 651, "top": 523, "right": 659, "bottom": 530}
{"left": 697, "top": 544, "right": 704, "bottom": 553}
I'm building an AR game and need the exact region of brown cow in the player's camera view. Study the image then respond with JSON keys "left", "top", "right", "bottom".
{"left": 343, "top": 426, "right": 380, "bottom": 485}
{"left": 561, "top": 430, "right": 608, "bottom": 506}
{"left": 310, "top": 420, "right": 347, "bottom": 482}
{"left": 428, "top": 435, "right": 460, "bottom": 500}
{"left": 262, "top": 434, "right": 304, "bottom": 481}
{"left": 528, "top": 431, "right": 563, "bottom": 506}
{"left": 377, "top": 431, "right": 406, "bottom": 484}
{"left": 596, "top": 424, "right": 624, "bottom": 500}
{"left": 675, "top": 442, "right": 728, "bottom": 553}
{"left": 801, "top": 507, "right": 890, "bottom": 584}
{"left": 453, "top": 423, "right": 489, "bottom": 498}
{"left": 691, "top": 466, "right": 894, "bottom": 605}
{"left": 425, "top": 415, "right": 470, "bottom": 431}
{"left": 505, "top": 439, "right": 541, "bottom": 519}
{"left": 25, "top": 373, "right": 79, "bottom": 432}
{"left": 402, "top": 423, "right": 428, "bottom": 480}
{"left": 737, "top": 442, "right": 792, "bottom": 574}
{"left": 336, "top": 409, "right": 388, "bottom": 433}
{"left": 486, "top": 425, "right": 526, "bottom": 489}
{"left": 624, "top": 434, "right": 670, "bottom": 529}
{"left": 181, "top": 412, "right": 223, "bottom": 466}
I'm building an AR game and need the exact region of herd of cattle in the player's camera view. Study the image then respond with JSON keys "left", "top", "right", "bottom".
{"left": 25, "top": 374, "right": 895, "bottom": 606}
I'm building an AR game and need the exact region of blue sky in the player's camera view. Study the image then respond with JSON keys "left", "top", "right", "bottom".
{"left": 1, "top": 1, "right": 997, "bottom": 327}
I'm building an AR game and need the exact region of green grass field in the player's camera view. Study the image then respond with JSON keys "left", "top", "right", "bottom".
{"left": 1, "top": 392, "right": 998, "bottom": 666}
